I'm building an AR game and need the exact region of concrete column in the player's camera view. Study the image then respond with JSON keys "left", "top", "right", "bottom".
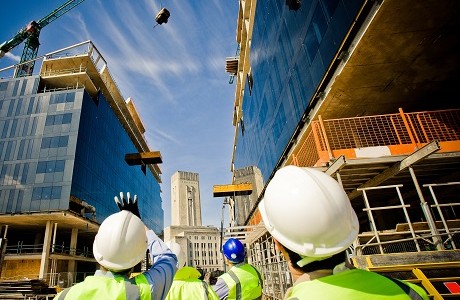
{"left": 68, "top": 228, "right": 78, "bottom": 273}
{"left": 39, "top": 221, "right": 53, "bottom": 280}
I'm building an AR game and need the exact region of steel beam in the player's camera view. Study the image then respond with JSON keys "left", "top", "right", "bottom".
{"left": 325, "top": 155, "right": 346, "bottom": 176}
{"left": 348, "top": 141, "right": 440, "bottom": 200}
{"left": 125, "top": 151, "right": 162, "bottom": 166}
{"left": 213, "top": 183, "right": 253, "bottom": 197}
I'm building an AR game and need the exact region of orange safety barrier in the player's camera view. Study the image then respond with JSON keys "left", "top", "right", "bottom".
{"left": 291, "top": 108, "right": 460, "bottom": 167}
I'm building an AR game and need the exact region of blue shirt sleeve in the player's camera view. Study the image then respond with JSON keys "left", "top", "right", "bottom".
{"left": 142, "top": 230, "right": 178, "bottom": 300}
{"left": 212, "top": 277, "right": 229, "bottom": 300}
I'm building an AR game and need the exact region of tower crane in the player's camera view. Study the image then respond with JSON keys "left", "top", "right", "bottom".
{"left": 0, "top": 0, "right": 87, "bottom": 78}
{"left": 0, "top": 1, "right": 170, "bottom": 78}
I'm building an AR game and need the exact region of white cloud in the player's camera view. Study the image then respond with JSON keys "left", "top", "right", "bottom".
{"left": 65, "top": 12, "right": 91, "bottom": 42}
{"left": 4, "top": 52, "right": 20, "bottom": 63}
{"left": 146, "top": 127, "right": 182, "bottom": 148}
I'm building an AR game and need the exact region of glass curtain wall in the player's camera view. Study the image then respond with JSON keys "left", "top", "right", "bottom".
{"left": 234, "top": 0, "right": 364, "bottom": 181}
{"left": 0, "top": 76, "right": 163, "bottom": 232}
{"left": 71, "top": 90, "right": 163, "bottom": 232}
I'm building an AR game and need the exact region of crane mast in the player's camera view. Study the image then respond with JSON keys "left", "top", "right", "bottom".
{"left": 0, "top": 0, "right": 86, "bottom": 77}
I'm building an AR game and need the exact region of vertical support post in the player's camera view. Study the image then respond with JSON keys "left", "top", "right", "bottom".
{"left": 361, "top": 189, "right": 384, "bottom": 254}
{"left": 291, "top": 154, "right": 299, "bottom": 166}
{"left": 3, "top": 225, "right": 8, "bottom": 239}
{"left": 408, "top": 167, "right": 444, "bottom": 250}
{"left": 318, "top": 115, "right": 334, "bottom": 160}
{"left": 68, "top": 228, "right": 78, "bottom": 271}
{"left": 399, "top": 108, "right": 418, "bottom": 148}
{"left": 336, "top": 172, "right": 343, "bottom": 188}
{"left": 52, "top": 223, "right": 58, "bottom": 253}
{"left": 39, "top": 221, "right": 53, "bottom": 280}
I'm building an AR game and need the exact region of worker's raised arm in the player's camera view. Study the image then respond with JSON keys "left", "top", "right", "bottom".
{"left": 115, "top": 192, "right": 178, "bottom": 300}
{"left": 143, "top": 230, "right": 178, "bottom": 300}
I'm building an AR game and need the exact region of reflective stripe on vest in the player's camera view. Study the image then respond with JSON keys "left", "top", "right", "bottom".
{"left": 220, "top": 263, "right": 263, "bottom": 300}
{"left": 202, "top": 281, "right": 209, "bottom": 300}
{"left": 287, "top": 269, "right": 428, "bottom": 300}
{"left": 56, "top": 274, "right": 151, "bottom": 300}
{"left": 227, "top": 270, "right": 241, "bottom": 300}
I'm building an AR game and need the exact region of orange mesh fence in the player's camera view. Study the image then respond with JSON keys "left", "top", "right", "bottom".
{"left": 290, "top": 108, "right": 460, "bottom": 167}
{"left": 319, "top": 113, "right": 413, "bottom": 150}
{"left": 406, "top": 109, "right": 460, "bottom": 143}
{"left": 294, "top": 130, "right": 320, "bottom": 167}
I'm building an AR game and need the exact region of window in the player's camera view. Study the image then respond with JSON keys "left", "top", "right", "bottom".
{"left": 37, "top": 162, "right": 47, "bottom": 173}
{"left": 51, "top": 186, "right": 62, "bottom": 199}
{"left": 27, "top": 97, "right": 34, "bottom": 114}
{"left": 65, "top": 93, "right": 75, "bottom": 103}
{"left": 50, "top": 92, "right": 75, "bottom": 104}
{"left": 59, "top": 136, "right": 69, "bottom": 147}
{"left": 45, "top": 113, "right": 72, "bottom": 126}
{"left": 41, "top": 136, "right": 69, "bottom": 149}
{"left": 31, "top": 186, "right": 62, "bottom": 200}
{"left": 0, "top": 82, "right": 7, "bottom": 91}
{"left": 36, "top": 160, "right": 65, "bottom": 173}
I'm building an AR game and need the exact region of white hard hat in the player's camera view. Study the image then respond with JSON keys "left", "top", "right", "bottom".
{"left": 258, "top": 166, "right": 359, "bottom": 265}
{"left": 165, "top": 241, "right": 186, "bottom": 268}
{"left": 93, "top": 210, "right": 147, "bottom": 271}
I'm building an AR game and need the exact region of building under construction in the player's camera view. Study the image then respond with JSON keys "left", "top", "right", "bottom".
{"left": 225, "top": 0, "right": 460, "bottom": 299}
{"left": 0, "top": 41, "right": 163, "bottom": 291}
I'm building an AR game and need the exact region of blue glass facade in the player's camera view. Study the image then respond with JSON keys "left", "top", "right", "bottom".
{"left": 0, "top": 76, "right": 163, "bottom": 232}
{"left": 234, "top": 0, "right": 364, "bottom": 181}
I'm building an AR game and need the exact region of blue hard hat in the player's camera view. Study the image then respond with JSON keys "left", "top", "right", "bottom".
{"left": 222, "top": 238, "right": 245, "bottom": 263}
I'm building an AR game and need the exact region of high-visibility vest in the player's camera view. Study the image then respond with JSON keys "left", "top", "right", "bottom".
{"left": 220, "top": 263, "right": 263, "bottom": 300}
{"left": 286, "top": 269, "right": 429, "bottom": 300}
{"left": 165, "top": 278, "right": 218, "bottom": 300}
{"left": 54, "top": 273, "right": 151, "bottom": 300}
{"left": 165, "top": 267, "right": 219, "bottom": 300}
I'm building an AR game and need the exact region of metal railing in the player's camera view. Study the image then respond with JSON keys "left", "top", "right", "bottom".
{"left": 4, "top": 243, "right": 92, "bottom": 257}
{"left": 354, "top": 182, "right": 460, "bottom": 255}
{"left": 46, "top": 271, "right": 94, "bottom": 288}
{"left": 0, "top": 271, "right": 93, "bottom": 289}
{"left": 40, "top": 66, "right": 88, "bottom": 77}
{"left": 248, "top": 234, "right": 291, "bottom": 300}
{"left": 292, "top": 108, "right": 460, "bottom": 167}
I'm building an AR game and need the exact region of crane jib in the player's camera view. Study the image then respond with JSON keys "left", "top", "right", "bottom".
{"left": 0, "top": 0, "right": 88, "bottom": 77}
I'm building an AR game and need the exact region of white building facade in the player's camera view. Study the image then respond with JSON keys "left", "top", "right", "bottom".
{"left": 171, "top": 171, "right": 202, "bottom": 226}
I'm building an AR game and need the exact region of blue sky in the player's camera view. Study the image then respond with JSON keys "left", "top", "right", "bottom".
{"left": 0, "top": 0, "right": 238, "bottom": 227}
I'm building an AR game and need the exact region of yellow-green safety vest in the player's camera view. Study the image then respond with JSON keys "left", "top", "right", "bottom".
{"left": 54, "top": 273, "right": 151, "bottom": 300}
{"left": 220, "top": 263, "right": 263, "bottom": 300}
{"left": 286, "top": 269, "right": 429, "bottom": 300}
{"left": 165, "top": 266, "right": 219, "bottom": 300}
{"left": 165, "top": 277, "right": 218, "bottom": 300}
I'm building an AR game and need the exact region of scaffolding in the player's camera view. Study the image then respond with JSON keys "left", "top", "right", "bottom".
{"left": 244, "top": 108, "right": 460, "bottom": 299}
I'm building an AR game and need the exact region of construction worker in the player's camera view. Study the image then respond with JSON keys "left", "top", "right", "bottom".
{"left": 213, "top": 238, "right": 263, "bottom": 300}
{"left": 165, "top": 241, "right": 219, "bottom": 300}
{"left": 258, "top": 166, "right": 429, "bottom": 300}
{"left": 54, "top": 192, "right": 177, "bottom": 300}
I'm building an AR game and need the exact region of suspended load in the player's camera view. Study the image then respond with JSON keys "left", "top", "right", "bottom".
{"left": 155, "top": 7, "right": 170, "bottom": 25}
